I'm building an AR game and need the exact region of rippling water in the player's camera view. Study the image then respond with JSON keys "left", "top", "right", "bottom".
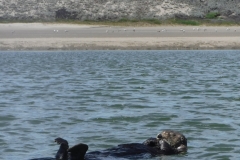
{"left": 1, "top": 50, "right": 240, "bottom": 160}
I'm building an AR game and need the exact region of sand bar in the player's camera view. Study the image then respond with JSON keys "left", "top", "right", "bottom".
{"left": 1, "top": 23, "right": 240, "bottom": 50}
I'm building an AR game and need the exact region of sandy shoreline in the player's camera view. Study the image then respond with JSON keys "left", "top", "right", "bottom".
{"left": 1, "top": 37, "right": 240, "bottom": 50}
{"left": 1, "top": 23, "right": 240, "bottom": 50}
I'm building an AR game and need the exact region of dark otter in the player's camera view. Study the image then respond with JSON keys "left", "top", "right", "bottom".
{"left": 30, "top": 130, "right": 187, "bottom": 160}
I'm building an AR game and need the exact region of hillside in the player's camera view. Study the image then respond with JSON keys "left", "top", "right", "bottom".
{"left": 0, "top": 0, "right": 239, "bottom": 22}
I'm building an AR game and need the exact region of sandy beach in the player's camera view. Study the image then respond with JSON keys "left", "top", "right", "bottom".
{"left": 1, "top": 23, "right": 240, "bottom": 50}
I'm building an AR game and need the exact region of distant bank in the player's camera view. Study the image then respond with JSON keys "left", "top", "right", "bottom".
{"left": 1, "top": 23, "right": 240, "bottom": 50}
{"left": 0, "top": 0, "right": 240, "bottom": 23}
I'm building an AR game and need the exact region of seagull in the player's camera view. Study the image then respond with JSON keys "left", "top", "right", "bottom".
{"left": 161, "top": 28, "right": 166, "bottom": 32}
{"left": 226, "top": 28, "right": 230, "bottom": 31}
{"left": 11, "top": 30, "right": 15, "bottom": 34}
{"left": 180, "top": 29, "right": 185, "bottom": 32}
{"left": 64, "top": 30, "right": 68, "bottom": 32}
{"left": 133, "top": 28, "right": 135, "bottom": 32}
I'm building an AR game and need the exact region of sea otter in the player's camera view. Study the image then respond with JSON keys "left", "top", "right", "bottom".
{"left": 30, "top": 130, "right": 187, "bottom": 160}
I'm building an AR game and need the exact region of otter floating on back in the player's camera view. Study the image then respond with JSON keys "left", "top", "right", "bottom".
{"left": 30, "top": 130, "right": 187, "bottom": 160}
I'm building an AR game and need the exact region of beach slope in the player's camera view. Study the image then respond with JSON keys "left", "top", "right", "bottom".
{"left": 1, "top": 23, "right": 240, "bottom": 50}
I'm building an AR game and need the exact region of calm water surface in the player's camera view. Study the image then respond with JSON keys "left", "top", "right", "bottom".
{"left": 1, "top": 50, "right": 240, "bottom": 160}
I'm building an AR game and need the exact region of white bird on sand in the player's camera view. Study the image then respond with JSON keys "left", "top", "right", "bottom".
{"left": 161, "top": 28, "right": 166, "bottom": 32}
{"left": 180, "top": 29, "right": 185, "bottom": 32}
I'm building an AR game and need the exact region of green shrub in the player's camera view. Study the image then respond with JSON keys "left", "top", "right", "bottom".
{"left": 206, "top": 12, "right": 220, "bottom": 19}
{"left": 117, "top": 18, "right": 161, "bottom": 24}
{"left": 142, "top": 19, "right": 161, "bottom": 24}
{"left": 171, "top": 19, "right": 200, "bottom": 25}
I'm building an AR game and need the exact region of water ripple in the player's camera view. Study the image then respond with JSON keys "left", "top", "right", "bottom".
{"left": 1, "top": 50, "right": 240, "bottom": 160}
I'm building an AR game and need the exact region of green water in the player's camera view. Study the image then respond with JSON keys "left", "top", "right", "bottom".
{"left": 0, "top": 50, "right": 240, "bottom": 160}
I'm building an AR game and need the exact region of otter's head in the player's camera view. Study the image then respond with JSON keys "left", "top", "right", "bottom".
{"left": 157, "top": 130, "right": 187, "bottom": 154}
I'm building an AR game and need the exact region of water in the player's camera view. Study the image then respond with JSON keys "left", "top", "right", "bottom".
{"left": 1, "top": 50, "right": 240, "bottom": 160}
